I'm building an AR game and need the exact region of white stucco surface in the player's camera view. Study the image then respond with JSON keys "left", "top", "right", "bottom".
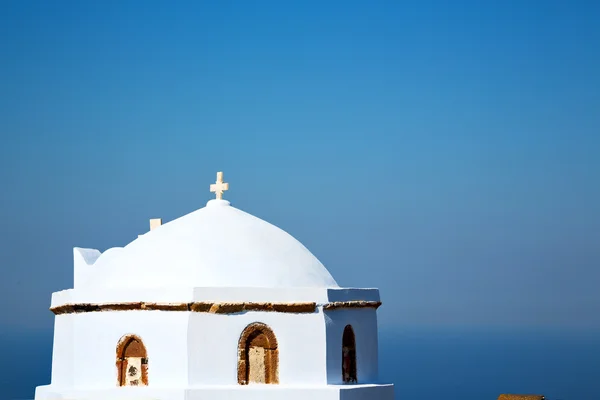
{"left": 187, "top": 311, "right": 328, "bottom": 385}
{"left": 49, "top": 311, "right": 189, "bottom": 389}
{"left": 50, "top": 314, "right": 74, "bottom": 388}
{"left": 37, "top": 307, "right": 392, "bottom": 399}
{"left": 75, "top": 199, "right": 338, "bottom": 289}
{"left": 36, "top": 193, "right": 394, "bottom": 399}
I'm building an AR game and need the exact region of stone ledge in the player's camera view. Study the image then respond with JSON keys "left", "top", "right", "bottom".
{"left": 322, "top": 301, "right": 382, "bottom": 310}
{"left": 50, "top": 300, "right": 382, "bottom": 315}
{"left": 51, "top": 301, "right": 317, "bottom": 315}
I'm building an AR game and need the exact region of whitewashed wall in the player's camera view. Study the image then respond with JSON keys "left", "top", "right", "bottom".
{"left": 50, "top": 314, "right": 74, "bottom": 387}
{"left": 50, "top": 308, "right": 379, "bottom": 389}
{"left": 50, "top": 309, "right": 328, "bottom": 389}
{"left": 187, "top": 310, "right": 328, "bottom": 385}
{"left": 45, "top": 287, "right": 383, "bottom": 392}
{"left": 63, "top": 311, "right": 189, "bottom": 388}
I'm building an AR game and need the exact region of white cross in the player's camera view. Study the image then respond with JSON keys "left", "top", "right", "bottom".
{"left": 210, "top": 171, "right": 229, "bottom": 200}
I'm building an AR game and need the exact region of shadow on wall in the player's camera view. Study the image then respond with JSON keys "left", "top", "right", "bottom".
{"left": 324, "top": 307, "right": 379, "bottom": 385}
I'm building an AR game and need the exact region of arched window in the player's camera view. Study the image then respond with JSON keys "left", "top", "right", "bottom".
{"left": 342, "top": 325, "right": 357, "bottom": 383}
{"left": 237, "top": 322, "right": 279, "bottom": 385}
{"left": 116, "top": 334, "right": 148, "bottom": 386}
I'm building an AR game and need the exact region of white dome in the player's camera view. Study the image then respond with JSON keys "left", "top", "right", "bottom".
{"left": 91, "top": 199, "right": 339, "bottom": 288}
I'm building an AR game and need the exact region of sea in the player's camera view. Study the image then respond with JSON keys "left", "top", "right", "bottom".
{"left": 1, "top": 328, "right": 598, "bottom": 400}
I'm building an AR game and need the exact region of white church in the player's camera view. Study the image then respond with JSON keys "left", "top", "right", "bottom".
{"left": 35, "top": 172, "right": 394, "bottom": 400}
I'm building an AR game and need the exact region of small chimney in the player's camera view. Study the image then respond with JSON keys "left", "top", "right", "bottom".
{"left": 149, "top": 218, "right": 162, "bottom": 231}
{"left": 138, "top": 218, "right": 163, "bottom": 238}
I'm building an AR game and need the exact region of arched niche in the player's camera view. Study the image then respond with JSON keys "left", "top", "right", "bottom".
{"left": 342, "top": 325, "right": 357, "bottom": 383}
{"left": 116, "top": 334, "right": 148, "bottom": 386}
{"left": 237, "top": 322, "right": 279, "bottom": 385}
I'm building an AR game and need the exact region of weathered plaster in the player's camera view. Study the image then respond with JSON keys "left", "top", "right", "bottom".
{"left": 50, "top": 301, "right": 379, "bottom": 315}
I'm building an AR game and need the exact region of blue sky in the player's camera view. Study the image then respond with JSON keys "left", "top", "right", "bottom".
{"left": 0, "top": 0, "right": 598, "bottom": 335}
